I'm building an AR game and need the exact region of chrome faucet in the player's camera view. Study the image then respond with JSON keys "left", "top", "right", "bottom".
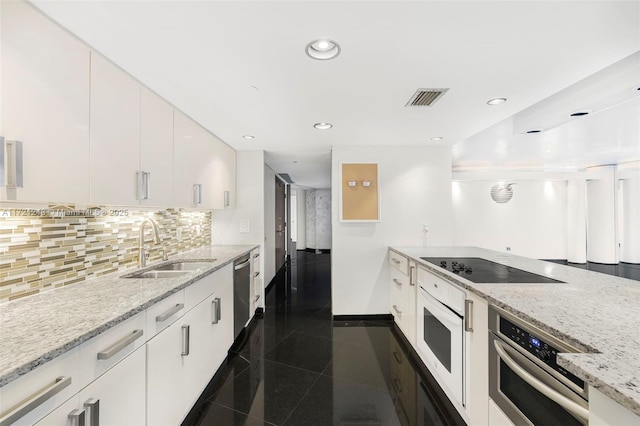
{"left": 138, "top": 217, "right": 164, "bottom": 267}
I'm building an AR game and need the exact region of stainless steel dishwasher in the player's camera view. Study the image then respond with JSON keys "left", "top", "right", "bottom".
{"left": 233, "top": 254, "right": 251, "bottom": 339}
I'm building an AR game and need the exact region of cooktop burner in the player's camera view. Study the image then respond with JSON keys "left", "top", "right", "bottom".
{"left": 420, "top": 257, "right": 564, "bottom": 284}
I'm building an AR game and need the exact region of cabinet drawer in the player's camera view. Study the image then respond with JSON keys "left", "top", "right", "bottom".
{"left": 79, "top": 311, "right": 146, "bottom": 387}
{"left": 417, "top": 267, "right": 462, "bottom": 302}
{"left": 389, "top": 251, "right": 409, "bottom": 275}
{"left": 390, "top": 268, "right": 409, "bottom": 290}
{"left": 0, "top": 348, "right": 80, "bottom": 426}
{"left": 184, "top": 273, "right": 215, "bottom": 310}
{"left": 146, "top": 290, "right": 185, "bottom": 337}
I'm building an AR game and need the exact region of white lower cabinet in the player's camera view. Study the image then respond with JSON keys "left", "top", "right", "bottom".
{"left": 0, "top": 348, "right": 80, "bottom": 426}
{"left": 146, "top": 317, "right": 186, "bottom": 426}
{"left": 389, "top": 251, "right": 416, "bottom": 345}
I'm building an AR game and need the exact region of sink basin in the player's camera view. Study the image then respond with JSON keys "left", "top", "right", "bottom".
{"left": 153, "top": 261, "right": 215, "bottom": 271}
{"left": 125, "top": 270, "right": 190, "bottom": 279}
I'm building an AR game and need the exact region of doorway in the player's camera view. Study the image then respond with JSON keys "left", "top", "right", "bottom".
{"left": 275, "top": 177, "right": 286, "bottom": 271}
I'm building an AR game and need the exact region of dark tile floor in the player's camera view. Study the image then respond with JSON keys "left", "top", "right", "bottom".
{"left": 182, "top": 251, "right": 465, "bottom": 426}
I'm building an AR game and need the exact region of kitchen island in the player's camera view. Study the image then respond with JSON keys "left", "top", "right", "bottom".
{"left": 391, "top": 246, "right": 640, "bottom": 422}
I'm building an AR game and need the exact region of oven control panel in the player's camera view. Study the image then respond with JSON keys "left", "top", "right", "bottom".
{"left": 499, "top": 317, "right": 584, "bottom": 388}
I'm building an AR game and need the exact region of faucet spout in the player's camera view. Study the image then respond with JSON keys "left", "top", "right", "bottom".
{"left": 138, "top": 217, "right": 162, "bottom": 267}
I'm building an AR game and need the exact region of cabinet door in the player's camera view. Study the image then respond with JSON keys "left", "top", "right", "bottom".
{"left": 146, "top": 319, "right": 185, "bottom": 426}
{"left": 1, "top": 1, "right": 90, "bottom": 203}
{"left": 172, "top": 109, "right": 215, "bottom": 209}
{"left": 140, "top": 87, "right": 173, "bottom": 207}
{"left": 77, "top": 347, "right": 146, "bottom": 426}
{"left": 210, "top": 136, "right": 236, "bottom": 209}
{"left": 89, "top": 53, "right": 141, "bottom": 205}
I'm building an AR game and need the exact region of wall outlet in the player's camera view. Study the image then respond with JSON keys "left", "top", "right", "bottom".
{"left": 423, "top": 224, "right": 429, "bottom": 234}
{"left": 176, "top": 228, "right": 182, "bottom": 242}
{"left": 196, "top": 225, "right": 201, "bottom": 236}
{"left": 506, "top": 246, "right": 511, "bottom": 252}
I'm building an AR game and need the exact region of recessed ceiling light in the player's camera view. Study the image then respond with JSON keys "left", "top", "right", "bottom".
{"left": 314, "top": 122, "right": 333, "bottom": 130}
{"left": 431, "top": 136, "right": 443, "bottom": 141}
{"left": 242, "top": 135, "right": 255, "bottom": 140}
{"left": 570, "top": 110, "right": 591, "bottom": 117}
{"left": 306, "top": 39, "right": 341, "bottom": 60}
{"left": 525, "top": 128, "right": 543, "bottom": 134}
{"left": 487, "top": 98, "right": 507, "bottom": 105}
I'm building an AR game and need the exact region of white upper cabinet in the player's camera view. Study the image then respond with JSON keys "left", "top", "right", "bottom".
{"left": 0, "top": 1, "right": 90, "bottom": 204}
{"left": 140, "top": 87, "right": 174, "bottom": 207}
{"left": 211, "top": 135, "right": 236, "bottom": 209}
{"left": 89, "top": 53, "right": 141, "bottom": 206}
{"left": 172, "top": 109, "right": 215, "bottom": 209}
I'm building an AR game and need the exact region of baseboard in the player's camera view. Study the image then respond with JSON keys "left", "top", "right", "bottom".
{"left": 333, "top": 314, "right": 393, "bottom": 321}
{"left": 304, "top": 248, "right": 331, "bottom": 254}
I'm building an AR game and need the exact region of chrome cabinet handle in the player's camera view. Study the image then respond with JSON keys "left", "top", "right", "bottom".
{"left": 136, "top": 171, "right": 145, "bottom": 200}
{"left": 181, "top": 325, "right": 190, "bottom": 356}
{"left": 212, "top": 298, "right": 221, "bottom": 324}
{"left": 493, "top": 339, "right": 589, "bottom": 422}
{"left": 68, "top": 409, "right": 85, "bottom": 426}
{"left": 433, "top": 283, "right": 439, "bottom": 288}
{"left": 254, "top": 295, "right": 260, "bottom": 302}
{"left": 393, "top": 278, "right": 402, "bottom": 286}
{"left": 253, "top": 271, "right": 260, "bottom": 277}
{"left": 193, "top": 183, "right": 202, "bottom": 204}
{"left": 155, "top": 303, "right": 184, "bottom": 322}
{"left": 392, "top": 305, "right": 402, "bottom": 315}
{"left": 97, "top": 329, "right": 143, "bottom": 360}
{"left": 0, "top": 376, "right": 71, "bottom": 426}
{"left": 253, "top": 253, "right": 260, "bottom": 259}
{"left": 84, "top": 398, "right": 100, "bottom": 426}
{"left": 409, "top": 266, "right": 416, "bottom": 286}
{"left": 144, "top": 172, "right": 151, "bottom": 200}
{"left": 464, "top": 300, "right": 474, "bottom": 332}
{"left": 391, "top": 258, "right": 401, "bottom": 264}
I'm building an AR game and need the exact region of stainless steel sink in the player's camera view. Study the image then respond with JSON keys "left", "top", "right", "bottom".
{"left": 152, "top": 261, "right": 215, "bottom": 271}
{"left": 125, "top": 270, "right": 190, "bottom": 279}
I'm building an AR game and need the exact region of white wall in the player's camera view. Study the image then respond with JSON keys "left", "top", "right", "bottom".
{"left": 263, "top": 164, "right": 276, "bottom": 286}
{"left": 619, "top": 177, "right": 640, "bottom": 263}
{"left": 331, "top": 145, "right": 453, "bottom": 316}
{"left": 295, "top": 189, "right": 306, "bottom": 250}
{"left": 451, "top": 180, "right": 568, "bottom": 259}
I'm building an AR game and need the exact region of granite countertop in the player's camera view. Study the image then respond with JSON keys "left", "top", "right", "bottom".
{"left": 390, "top": 246, "right": 640, "bottom": 416}
{"left": 0, "top": 244, "right": 258, "bottom": 388}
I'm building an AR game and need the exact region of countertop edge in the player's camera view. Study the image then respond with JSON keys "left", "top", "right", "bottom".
{"left": 0, "top": 244, "right": 258, "bottom": 388}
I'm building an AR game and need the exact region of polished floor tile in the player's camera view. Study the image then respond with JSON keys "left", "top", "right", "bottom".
{"left": 183, "top": 252, "right": 464, "bottom": 426}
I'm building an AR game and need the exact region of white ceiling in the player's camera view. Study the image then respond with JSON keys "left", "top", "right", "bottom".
{"left": 31, "top": 1, "right": 640, "bottom": 188}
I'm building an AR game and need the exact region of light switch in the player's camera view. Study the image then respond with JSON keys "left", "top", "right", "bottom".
{"left": 240, "top": 219, "right": 250, "bottom": 234}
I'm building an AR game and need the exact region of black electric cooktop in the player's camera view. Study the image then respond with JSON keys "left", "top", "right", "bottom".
{"left": 420, "top": 257, "right": 564, "bottom": 284}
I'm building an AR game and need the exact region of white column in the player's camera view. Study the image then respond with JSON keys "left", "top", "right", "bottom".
{"left": 619, "top": 178, "right": 640, "bottom": 263}
{"left": 567, "top": 179, "right": 587, "bottom": 263}
{"left": 586, "top": 166, "right": 617, "bottom": 264}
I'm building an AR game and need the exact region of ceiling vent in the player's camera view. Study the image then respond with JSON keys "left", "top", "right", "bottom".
{"left": 406, "top": 88, "right": 449, "bottom": 107}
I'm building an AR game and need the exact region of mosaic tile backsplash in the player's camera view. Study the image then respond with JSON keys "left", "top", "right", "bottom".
{"left": 0, "top": 208, "right": 211, "bottom": 302}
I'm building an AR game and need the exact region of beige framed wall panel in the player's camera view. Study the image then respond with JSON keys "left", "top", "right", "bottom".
{"left": 340, "top": 163, "right": 380, "bottom": 222}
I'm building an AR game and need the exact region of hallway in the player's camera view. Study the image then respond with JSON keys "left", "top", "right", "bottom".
{"left": 182, "top": 252, "right": 465, "bottom": 425}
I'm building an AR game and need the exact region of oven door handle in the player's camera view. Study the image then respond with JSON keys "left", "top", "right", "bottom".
{"left": 493, "top": 339, "right": 589, "bottom": 423}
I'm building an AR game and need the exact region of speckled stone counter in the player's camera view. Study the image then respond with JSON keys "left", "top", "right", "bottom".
{"left": 390, "top": 246, "right": 640, "bottom": 416}
{"left": 0, "top": 244, "right": 257, "bottom": 388}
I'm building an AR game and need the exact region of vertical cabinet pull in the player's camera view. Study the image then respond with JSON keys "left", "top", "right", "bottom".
{"left": 68, "top": 409, "right": 85, "bottom": 426}
{"left": 144, "top": 172, "right": 151, "bottom": 200}
{"left": 224, "top": 190, "right": 230, "bottom": 208}
{"left": 212, "top": 298, "right": 221, "bottom": 324}
{"left": 409, "top": 266, "right": 416, "bottom": 286}
{"left": 464, "top": 299, "right": 474, "bottom": 332}
{"left": 136, "top": 171, "right": 151, "bottom": 200}
{"left": 193, "top": 184, "right": 202, "bottom": 204}
{"left": 4, "top": 140, "right": 23, "bottom": 188}
{"left": 84, "top": 398, "right": 100, "bottom": 426}
{"left": 181, "top": 325, "right": 190, "bottom": 356}
{"left": 0, "top": 376, "right": 71, "bottom": 426}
